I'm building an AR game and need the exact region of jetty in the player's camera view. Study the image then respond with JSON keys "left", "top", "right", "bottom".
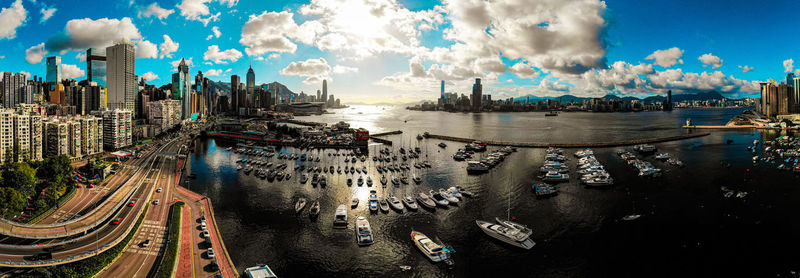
{"left": 423, "top": 132, "right": 711, "bottom": 148}
{"left": 369, "top": 136, "right": 393, "bottom": 145}
{"left": 683, "top": 125, "right": 795, "bottom": 130}
{"left": 370, "top": 130, "right": 402, "bottom": 137}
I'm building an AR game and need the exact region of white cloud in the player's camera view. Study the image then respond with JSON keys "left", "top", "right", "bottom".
{"left": 176, "top": 0, "right": 220, "bottom": 26}
{"left": 0, "top": 0, "right": 27, "bottom": 40}
{"left": 698, "top": 53, "right": 722, "bottom": 69}
{"left": 205, "top": 69, "right": 223, "bottom": 76}
{"left": 268, "top": 53, "right": 280, "bottom": 60}
{"left": 159, "top": 34, "right": 179, "bottom": 58}
{"left": 141, "top": 72, "right": 159, "bottom": 81}
{"left": 333, "top": 65, "right": 358, "bottom": 74}
{"left": 25, "top": 42, "right": 47, "bottom": 64}
{"left": 170, "top": 57, "right": 193, "bottom": 68}
{"left": 280, "top": 58, "right": 333, "bottom": 84}
{"left": 40, "top": 7, "right": 56, "bottom": 24}
{"left": 646, "top": 47, "right": 684, "bottom": 68}
{"left": 135, "top": 40, "right": 158, "bottom": 59}
{"left": 224, "top": 68, "right": 231, "bottom": 73}
{"left": 206, "top": 26, "right": 221, "bottom": 40}
{"left": 783, "top": 59, "right": 793, "bottom": 73}
{"left": 44, "top": 17, "right": 141, "bottom": 53}
{"left": 76, "top": 52, "right": 86, "bottom": 61}
{"left": 203, "top": 45, "right": 242, "bottom": 64}
{"left": 61, "top": 64, "right": 85, "bottom": 80}
{"left": 738, "top": 65, "right": 753, "bottom": 73}
{"left": 240, "top": 11, "right": 304, "bottom": 56}
{"left": 509, "top": 62, "right": 539, "bottom": 79}
{"left": 219, "top": 0, "right": 238, "bottom": 8}
{"left": 139, "top": 3, "right": 174, "bottom": 20}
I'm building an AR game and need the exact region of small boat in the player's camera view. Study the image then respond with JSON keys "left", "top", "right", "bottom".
{"left": 417, "top": 134, "right": 423, "bottom": 140}
{"left": 412, "top": 174, "right": 422, "bottom": 184}
{"left": 411, "top": 231, "right": 452, "bottom": 263}
{"left": 388, "top": 194, "right": 404, "bottom": 211}
{"left": 447, "top": 187, "right": 463, "bottom": 199}
{"left": 544, "top": 111, "right": 558, "bottom": 117}
{"left": 369, "top": 190, "right": 379, "bottom": 212}
{"left": 438, "top": 142, "right": 447, "bottom": 148}
{"left": 495, "top": 217, "right": 533, "bottom": 237}
{"left": 402, "top": 194, "right": 419, "bottom": 210}
{"left": 429, "top": 190, "right": 449, "bottom": 207}
{"left": 380, "top": 175, "right": 387, "bottom": 186}
{"left": 379, "top": 198, "right": 390, "bottom": 213}
{"left": 455, "top": 186, "right": 473, "bottom": 197}
{"left": 308, "top": 201, "right": 320, "bottom": 218}
{"left": 366, "top": 176, "right": 373, "bottom": 187}
{"left": 622, "top": 214, "right": 641, "bottom": 221}
{"left": 476, "top": 220, "right": 535, "bottom": 249}
{"left": 355, "top": 216, "right": 374, "bottom": 246}
{"left": 236, "top": 165, "right": 243, "bottom": 171}
{"left": 295, "top": 198, "right": 307, "bottom": 213}
{"left": 333, "top": 204, "right": 348, "bottom": 228}
{"left": 347, "top": 178, "right": 353, "bottom": 186}
{"left": 357, "top": 176, "right": 364, "bottom": 186}
{"left": 351, "top": 198, "right": 359, "bottom": 208}
{"left": 417, "top": 193, "right": 436, "bottom": 209}
{"left": 439, "top": 188, "right": 459, "bottom": 204}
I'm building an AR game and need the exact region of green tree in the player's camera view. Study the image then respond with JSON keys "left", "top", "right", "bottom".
{"left": 2, "top": 168, "right": 37, "bottom": 188}
{"left": 0, "top": 187, "right": 25, "bottom": 218}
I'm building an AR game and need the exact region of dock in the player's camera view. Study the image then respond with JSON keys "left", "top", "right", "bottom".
{"left": 682, "top": 125, "right": 796, "bottom": 130}
{"left": 369, "top": 136, "right": 393, "bottom": 145}
{"left": 370, "top": 130, "right": 402, "bottom": 137}
{"left": 424, "top": 132, "right": 711, "bottom": 148}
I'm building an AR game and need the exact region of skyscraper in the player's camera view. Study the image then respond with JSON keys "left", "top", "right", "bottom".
{"left": 172, "top": 58, "right": 191, "bottom": 118}
{"left": 316, "top": 90, "right": 321, "bottom": 102}
{"left": 106, "top": 41, "right": 136, "bottom": 112}
{"left": 86, "top": 48, "right": 107, "bottom": 87}
{"left": 231, "top": 74, "right": 240, "bottom": 114}
{"left": 665, "top": 90, "right": 673, "bottom": 111}
{"left": 246, "top": 66, "right": 255, "bottom": 109}
{"left": 793, "top": 77, "right": 800, "bottom": 113}
{"left": 471, "top": 78, "right": 482, "bottom": 112}
{"left": 46, "top": 56, "right": 62, "bottom": 90}
{"left": 195, "top": 71, "right": 204, "bottom": 116}
{"left": 2, "top": 72, "right": 26, "bottom": 108}
{"left": 322, "top": 79, "right": 328, "bottom": 108}
{"left": 441, "top": 80, "right": 445, "bottom": 101}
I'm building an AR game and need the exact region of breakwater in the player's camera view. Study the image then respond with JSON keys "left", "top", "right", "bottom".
{"left": 424, "top": 132, "right": 711, "bottom": 148}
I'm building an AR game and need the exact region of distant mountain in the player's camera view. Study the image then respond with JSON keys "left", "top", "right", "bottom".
{"left": 265, "top": 81, "right": 296, "bottom": 101}
{"left": 202, "top": 80, "right": 297, "bottom": 100}
{"left": 512, "top": 91, "right": 728, "bottom": 103}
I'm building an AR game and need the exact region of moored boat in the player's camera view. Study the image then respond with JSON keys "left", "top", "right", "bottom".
{"left": 295, "top": 198, "right": 307, "bottom": 213}
{"left": 476, "top": 220, "right": 535, "bottom": 249}
{"left": 355, "top": 216, "right": 374, "bottom": 246}
{"left": 411, "top": 231, "right": 452, "bottom": 263}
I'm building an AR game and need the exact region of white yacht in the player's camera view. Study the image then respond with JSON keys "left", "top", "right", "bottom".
{"left": 495, "top": 217, "right": 532, "bottom": 237}
{"left": 541, "top": 171, "right": 569, "bottom": 182}
{"left": 388, "top": 194, "right": 405, "bottom": 211}
{"left": 411, "top": 231, "right": 452, "bottom": 263}
{"left": 439, "top": 188, "right": 459, "bottom": 204}
{"left": 447, "top": 187, "right": 463, "bottom": 199}
{"left": 333, "top": 204, "right": 347, "bottom": 228}
{"left": 466, "top": 161, "right": 489, "bottom": 173}
{"left": 402, "top": 194, "right": 419, "bottom": 210}
{"left": 355, "top": 216, "right": 374, "bottom": 246}
{"left": 429, "top": 190, "right": 449, "bottom": 207}
{"left": 417, "top": 193, "right": 437, "bottom": 209}
{"left": 476, "top": 220, "right": 535, "bottom": 249}
{"left": 368, "top": 190, "right": 379, "bottom": 212}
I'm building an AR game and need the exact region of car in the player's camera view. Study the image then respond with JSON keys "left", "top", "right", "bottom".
{"left": 201, "top": 221, "right": 207, "bottom": 229}
{"left": 140, "top": 239, "right": 151, "bottom": 247}
{"left": 202, "top": 230, "right": 209, "bottom": 238}
{"left": 156, "top": 187, "right": 162, "bottom": 193}
{"left": 206, "top": 248, "right": 215, "bottom": 258}
{"left": 87, "top": 184, "right": 95, "bottom": 188}
{"left": 153, "top": 200, "right": 159, "bottom": 205}
{"left": 200, "top": 215, "right": 206, "bottom": 221}
{"left": 128, "top": 200, "right": 136, "bottom": 207}
{"left": 76, "top": 184, "right": 82, "bottom": 188}
{"left": 208, "top": 260, "right": 219, "bottom": 271}
{"left": 111, "top": 217, "right": 122, "bottom": 225}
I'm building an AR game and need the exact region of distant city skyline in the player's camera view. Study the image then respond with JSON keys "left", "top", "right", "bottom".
{"left": 1, "top": 0, "right": 799, "bottom": 103}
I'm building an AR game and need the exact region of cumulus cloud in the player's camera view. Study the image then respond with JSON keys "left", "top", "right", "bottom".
{"left": 280, "top": 58, "right": 333, "bottom": 84}
{"left": 240, "top": 11, "right": 307, "bottom": 56}
{"left": 135, "top": 40, "right": 158, "bottom": 59}
{"left": 698, "top": 53, "right": 722, "bottom": 69}
{"left": 159, "top": 34, "right": 179, "bottom": 58}
{"left": 139, "top": 3, "right": 174, "bottom": 20}
{"left": 219, "top": 0, "right": 238, "bottom": 8}
{"left": 170, "top": 57, "right": 193, "bottom": 68}
{"left": 509, "top": 62, "right": 539, "bottom": 79}
{"left": 646, "top": 47, "right": 684, "bottom": 68}
{"left": 332, "top": 65, "right": 358, "bottom": 74}
{"left": 76, "top": 52, "right": 86, "bottom": 61}
{"left": 25, "top": 43, "right": 47, "bottom": 64}
{"left": 40, "top": 7, "right": 56, "bottom": 24}
{"left": 44, "top": 17, "right": 141, "bottom": 53}
{"left": 61, "top": 64, "right": 85, "bottom": 79}
{"left": 205, "top": 69, "right": 223, "bottom": 76}
{"left": 141, "top": 72, "right": 159, "bottom": 81}
{"left": 203, "top": 45, "right": 242, "bottom": 64}
{"left": 0, "top": 0, "right": 27, "bottom": 40}
{"left": 176, "top": 0, "right": 220, "bottom": 26}
{"left": 738, "top": 65, "right": 753, "bottom": 73}
{"left": 784, "top": 59, "right": 793, "bottom": 73}
{"left": 205, "top": 26, "right": 221, "bottom": 40}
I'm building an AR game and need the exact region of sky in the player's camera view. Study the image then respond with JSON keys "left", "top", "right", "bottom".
{"left": 0, "top": 0, "right": 797, "bottom": 104}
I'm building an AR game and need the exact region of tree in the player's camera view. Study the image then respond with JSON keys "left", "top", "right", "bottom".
{"left": 0, "top": 187, "right": 25, "bottom": 218}
{"left": 2, "top": 168, "right": 36, "bottom": 189}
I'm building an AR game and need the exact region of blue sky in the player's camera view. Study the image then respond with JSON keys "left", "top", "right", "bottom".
{"left": 0, "top": 0, "right": 796, "bottom": 103}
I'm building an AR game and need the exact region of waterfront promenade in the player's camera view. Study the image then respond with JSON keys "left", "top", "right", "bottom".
{"left": 424, "top": 132, "right": 711, "bottom": 148}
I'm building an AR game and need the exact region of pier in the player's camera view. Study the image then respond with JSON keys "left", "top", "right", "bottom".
{"left": 424, "top": 132, "right": 711, "bottom": 148}
{"left": 278, "top": 119, "right": 327, "bottom": 127}
{"left": 369, "top": 136, "right": 393, "bottom": 145}
{"left": 370, "top": 130, "right": 402, "bottom": 137}
{"left": 682, "top": 125, "right": 795, "bottom": 130}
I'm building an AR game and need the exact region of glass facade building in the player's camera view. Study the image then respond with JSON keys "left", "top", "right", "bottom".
{"left": 87, "top": 48, "right": 107, "bottom": 87}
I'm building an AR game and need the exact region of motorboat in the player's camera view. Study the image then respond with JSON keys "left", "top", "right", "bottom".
{"left": 295, "top": 198, "right": 307, "bottom": 213}
{"left": 447, "top": 187, "right": 463, "bottom": 199}
{"left": 439, "top": 189, "right": 459, "bottom": 204}
{"left": 412, "top": 174, "right": 422, "bottom": 184}
{"left": 391, "top": 176, "right": 400, "bottom": 186}
{"left": 455, "top": 186, "right": 473, "bottom": 197}
{"left": 402, "top": 194, "right": 419, "bottom": 210}
{"left": 495, "top": 217, "right": 533, "bottom": 237}
{"left": 351, "top": 198, "right": 359, "bottom": 208}
{"left": 380, "top": 175, "right": 387, "bottom": 186}
{"left": 476, "top": 220, "right": 535, "bottom": 249}
{"left": 429, "top": 190, "right": 449, "bottom": 207}
{"left": 532, "top": 183, "right": 558, "bottom": 197}
{"left": 622, "top": 214, "right": 641, "bottom": 221}
{"left": 355, "top": 216, "right": 374, "bottom": 246}
{"left": 466, "top": 161, "right": 490, "bottom": 173}
{"left": 308, "top": 201, "right": 320, "bottom": 218}
{"left": 438, "top": 142, "right": 447, "bottom": 148}
{"left": 416, "top": 193, "right": 437, "bottom": 209}
{"left": 388, "top": 194, "right": 405, "bottom": 211}
{"left": 366, "top": 176, "right": 373, "bottom": 187}
{"left": 369, "top": 190, "right": 379, "bottom": 212}
{"left": 333, "top": 204, "right": 348, "bottom": 228}
{"left": 411, "top": 231, "right": 452, "bottom": 263}
{"left": 347, "top": 178, "right": 353, "bottom": 186}
{"left": 379, "top": 198, "right": 390, "bottom": 212}
{"left": 357, "top": 176, "right": 364, "bottom": 186}
{"left": 541, "top": 171, "right": 569, "bottom": 182}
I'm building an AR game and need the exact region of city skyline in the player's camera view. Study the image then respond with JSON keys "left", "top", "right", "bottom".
{"left": 0, "top": 0, "right": 798, "bottom": 104}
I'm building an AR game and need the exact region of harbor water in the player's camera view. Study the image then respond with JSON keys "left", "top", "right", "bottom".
{"left": 187, "top": 106, "right": 800, "bottom": 277}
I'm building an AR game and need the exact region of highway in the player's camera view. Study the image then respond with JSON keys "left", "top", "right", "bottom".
{"left": 0, "top": 137, "right": 184, "bottom": 267}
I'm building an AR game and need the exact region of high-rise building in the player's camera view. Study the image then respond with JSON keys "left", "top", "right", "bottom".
{"left": 664, "top": 90, "right": 673, "bottom": 111}
{"left": 793, "top": 76, "right": 800, "bottom": 114}
{"left": 29, "top": 114, "right": 42, "bottom": 161}
{"left": 106, "top": 41, "right": 136, "bottom": 112}
{"left": 322, "top": 79, "right": 328, "bottom": 108}
{"left": 230, "top": 75, "right": 240, "bottom": 114}
{"left": 316, "top": 90, "right": 321, "bottom": 102}
{"left": 2, "top": 72, "right": 27, "bottom": 108}
{"left": 148, "top": 99, "right": 181, "bottom": 131}
{"left": 760, "top": 80, "right": 778, "bottom": 117}
{"left": 471, "top": 78, "right": 482, "bottom": 112}
{"left": 777, "top": 83, "right": 792, "bottom": 115}
{"left": 0, "top": 110, "right": 11, "bottom": 163}
{"left": 246, "top": 66, "right": 255, "bottom": 109}
{"left": 94, "top": 109, "right": 132, "bottom": 150}
{"left": 787, "top": 73, "right": 795, "bottom": 87}
{"left": 79, "top": 116, "right": 103, "bottom": 156}
{"left": 46, "top": 56, "right": 62, "bottom": 90}
{"left": 44, "top": 119, "right": 69, "bottom": 158}
{"left": 194, "top": 71, "right": 204, "bottom": 117}
{"left": 86, "top": 48, "right": 107, "bottom": 87}
{"left": 172, "top": 58, "right": 191, "bottom": 119}
{"left": 440, "top": 80, "right": 445, "bottom": 102}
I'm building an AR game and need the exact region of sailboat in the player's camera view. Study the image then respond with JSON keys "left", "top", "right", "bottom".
{"left": 477, "top": 171, "right": 536, "bottom": 249}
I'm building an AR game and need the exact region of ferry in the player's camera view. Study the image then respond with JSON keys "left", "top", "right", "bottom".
{"left": 355, "top": 216, "right": 374, "bottom": 246}
{"left": 333, "top": 204, "right": 348, "bottom": 228}
{"left": 411, "top": 231, "right": 453, "bottom": 263}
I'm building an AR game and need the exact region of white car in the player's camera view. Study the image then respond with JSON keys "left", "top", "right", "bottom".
{"left": 206, "top": 248, "right": 215, "bottom": 258}
{"left": 153, "top": 200, "right": 159, "bottom": 205}
{"left": 202, "top": 230, "right": 209, "bottom": 238}
{"left": 156, "top": 188, "right": 162, "bottom": 193}
{"left": 201, "top": 221, "right": 207, "bottom": 230}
